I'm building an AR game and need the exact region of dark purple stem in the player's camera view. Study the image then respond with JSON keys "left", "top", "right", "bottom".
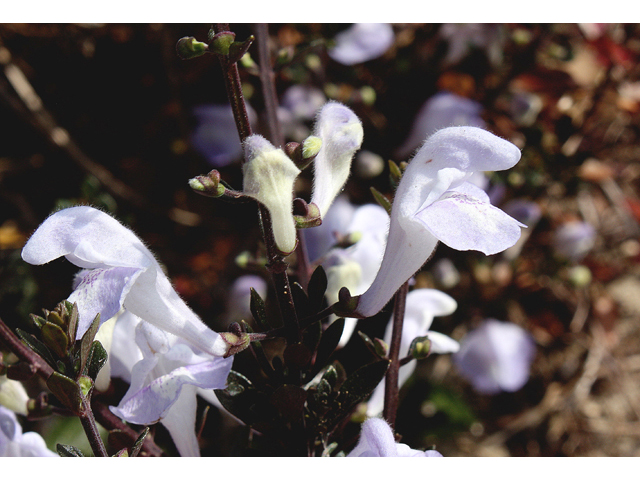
{"left": 382, "top": 281, "right": 410, "bottom": 429}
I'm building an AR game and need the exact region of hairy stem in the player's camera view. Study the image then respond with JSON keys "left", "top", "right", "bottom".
{"left": 383, "top": 281, "right": 410, "bottom": 429}
{"left": 78, "top": 395, "right": 108, "bottom": 457}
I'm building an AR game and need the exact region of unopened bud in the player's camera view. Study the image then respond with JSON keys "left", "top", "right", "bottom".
{"left": 189, "top": 170, "right": 225, "bottom": 197}
{"left": 229, "top": 35, "right": 255, "bottom": 64}
{"left": 409, "top": 336, "right": 432, "bottom": 360}
{"left": 293, "top": 199, "right": 322, "bottom": 228}
{"left": 176, "top": 36, "right": 209, "bottom": 60}
{"left": 332, "top": 287, "right": 362, "bottom": 318}
{"left": 209, "top": 31, "right": 236, "bottom": 55}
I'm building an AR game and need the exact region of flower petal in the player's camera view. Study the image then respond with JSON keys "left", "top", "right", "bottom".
{"left": 21, "top": 206, "right": 153, "bottom": 270}
{"left": 110, "top": 357, "right": 232, "bottom": 425}
{"left": 416, "top": 192, "right": 524, "bottom": 255}
{"left": 68, "top": 267, "right": 145, "bottom": 338}
{"left": 159, "top": 385, "right": 200, "bottom": 457}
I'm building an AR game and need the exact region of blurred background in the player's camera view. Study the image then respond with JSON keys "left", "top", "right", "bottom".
{"left": 1, "top": 23, "right": 640, "bottom": 456}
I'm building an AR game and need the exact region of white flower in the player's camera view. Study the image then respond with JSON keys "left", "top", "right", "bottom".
{"left": 453, "top": 319, "right": 536, "bottom": 394}
{"left": 366, "top": 289, "right": 459, "bottom": 417}
{"left": 348, "top": 418, "right": 442, "bottom": 457}
{"left": 305, "top": 196, "right": 389, "bottom": 346}
{"left": 0, "top": 405, "right": 57, "bottom": 457}
{"left": 355, "top": 127, "right": 524, "bottom": 318}
{"left": 108, "top": 311, "right": 233, "bottom": 457}
{"left": 242, "top": 135, "right": 301, "bottom": 255}
{"left": 329, "top": 24, "right": 395, "bottom": 66}
{"left": 21, "top": 206, "right": 228, "bottom": 357}
{"left": 310, "top": 102, "right": 364, "bottom": 218}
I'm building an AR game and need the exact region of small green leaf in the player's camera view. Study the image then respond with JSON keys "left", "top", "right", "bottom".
{"left": 85, "top": 340, "right": 108, "bottom": 380}
{"left": 56, "top": 444, "right": 85, "bottom": 457}
{"left": 307, "top": 265, "right": 328, "bottom": 312}
{"left": 291, "top": 282, "right": 311, "bottom": 319}
{"left": 28, "top": 314, "right": 45, "bottom": 329}
{"left": 249, "top": 287, "right": 270, "bottom": 331}
{"left": 15, "top": 328, "right": 58, "bottom": 369}
{"left": 370, "top": 187, "right": 392, "bottom": 215}
{"left": 131, "top": 427, "right": 150, "bottom": 457}
{"left": 357, "top": 331, "right": 387, "bottom": 359}
{"left": 41, "top": 322, "right": 69, "bottom": 358}
{"left": 79, "top": 314, "right": 101, "bottom": 376}
{"left": 388, "top": 160, "right": 402, "bottom": 187}
{"left": 67, "top": 302, "right": 79, "bottom": 342}
{"left": 47, "top": 372, "right": 83, "bottom": 413}
{"left": 322, "top": 360, "right": 389, "bottom": 430}
{"left": 311, "top": 318, "right": 345, "bottom": 377}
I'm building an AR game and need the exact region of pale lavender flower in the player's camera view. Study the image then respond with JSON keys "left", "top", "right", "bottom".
{"left": 328, "top": 23, "right": 395, "bottom": 66}
{"left": 453, "top": 319, "right": 535, "bottom": 394}
{"left": 354, "top": 127, "right": 524, "bottom": 318}
{"left": 348, "top": 418, "right": 442, "bottom": 457}
{"left": 109, "top": 311, "right": 233, "bottom": 457}
{"left": 21, "top": 206, "right": 228, "bottom": 357}
{"left": 191, "top": 104, "right": 256, "bottom": 167}
{"left": 396, "top": 91, "right": 485, "bottom": 159}
{"left": 0, "top": 405, "right": 57, "bottom": 457}
{"left": 366, "top": 289, "right": 458, "bottom": 417}
{"left": 553, "top": 220, "right": 596, "bottom": 262}
{"left": 310, "top": 102, "right": 363, "bottom": 218}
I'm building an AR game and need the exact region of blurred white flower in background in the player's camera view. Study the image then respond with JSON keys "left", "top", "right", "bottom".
{"left": 453, "top": 319, "right": 536, "bottom": 394}
{"left": 328, "top": 23, "right": 395, "bottom": 66}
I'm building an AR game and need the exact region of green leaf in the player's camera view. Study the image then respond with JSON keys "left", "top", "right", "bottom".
{"left": 131, "top": 427, "right": 149, "bottom": 457}
{"left": 47, "top": 372, "right": 83, "bottom": 413}
{"left": 249, "top": 287, "right": 270, "bottom": 331}
{"left": 311, "top": 318, "right": 345, "bottom": 377}
{"left": 56, "top": 444, "right": 85, "bottom": 457}
{"left": 67, "top": 302, "right": 79, "bottom": 342}
{"left": 214, "top": 371, "right": 275, "bottom": 428}
{"left": 307, "top": 265, "right": 328, "bottom": 312}
{"left": 15, "top": 328, "right": 58, "bottom": 369}
{"left": 41, "top": 321, "right": 69, "bottom": 358}
{"left": 85, "top": 340, "right": 108, "bottom": 380}
{"left": 291, "top": 282, "right": 311, "bottom": 319}
{"left": 321, "top": 360, "right": 389, "bottom": 431}
{"left": 357, "top": 331, "right": 387, "bottom": 359}
{"left": 79, "top": 314, "right": 101, "bottom": 377}
{"left": 370, "top": 187, "right": 392, "bottom": 215}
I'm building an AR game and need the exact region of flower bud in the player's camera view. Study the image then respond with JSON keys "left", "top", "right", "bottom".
{"left": 310, "top": 102, "right": 363, "bottom": 217}
{"left": 176, "top": 37, "right": 209, "bottom": 60}
{"left": 242, "top": 135, "right": 301, "bottom": 255}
